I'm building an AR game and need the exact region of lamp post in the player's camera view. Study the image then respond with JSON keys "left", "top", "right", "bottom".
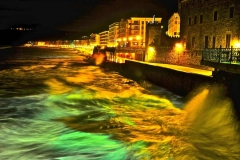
{"left": 175, "top": 43, "right": 183, "bottom": 63}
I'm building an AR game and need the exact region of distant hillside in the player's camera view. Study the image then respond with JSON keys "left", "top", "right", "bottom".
{"left": 0, "top": 24, "right": 83, "bottom": 46}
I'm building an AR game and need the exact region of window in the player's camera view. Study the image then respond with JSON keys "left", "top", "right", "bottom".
{"left": 175, "top": 21, "right": 177, "bottom": 24}
{"left": 200, "top": 15, "right": 203, "bottom": 23}
{"left": 230, "top": 7, "right": 234, "bottom": 18}
{"left": 226, "top": 34, "right": 231, "bottom": 48}
{"left": 188, "top": 17, "right": 191, "bottom": 25}
{"left": 194, "top": 16, "right": 197, "bottom": 24}
{"left": 134, "top": 26, "right": 139, "bottom": 29}
{"left": 174, "top": 32, "right": 177, "bottom": 35}
{"left": 205, "top": 36, "right": 209, "bottom": 48}
{"left": 192, "top": 37, "right": 195, "bottom": 48}
{"left": 133, "top": 21, "right": 138, "bottom": 24}
{"left": 212, "top": 37, "right": 216, "bottom": 48}
{"left": 214, "top": 11, "right": 218, "bottom": 21}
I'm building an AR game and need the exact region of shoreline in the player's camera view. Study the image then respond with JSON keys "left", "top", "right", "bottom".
{"left": 0, "top": 46, "right": 12, "bottom": 49}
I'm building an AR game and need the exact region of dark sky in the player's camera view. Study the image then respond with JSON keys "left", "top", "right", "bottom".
{"left": 0, "top": 0, "right": 178, "bottom": 34}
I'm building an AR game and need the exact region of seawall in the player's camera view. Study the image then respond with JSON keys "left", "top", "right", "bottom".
{"left": 123, "top": 60, "right": 213, "bottom": 96}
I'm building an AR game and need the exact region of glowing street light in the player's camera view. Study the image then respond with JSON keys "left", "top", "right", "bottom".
{"left": 175, "top": 43, "right": 183, "bottom": 63}
{"left": 234, "top": 42, "right": 240, "bottom": 48}
{"left": 175, "top": 43, "right": 183, "bottom": 52}
{"left": 147, "top": 46, "right": 156, "bottom": 61}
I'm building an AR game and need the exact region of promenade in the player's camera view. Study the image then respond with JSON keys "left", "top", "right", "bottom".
{"left": 134, "top": 60, "right": 213, "bottom": 77}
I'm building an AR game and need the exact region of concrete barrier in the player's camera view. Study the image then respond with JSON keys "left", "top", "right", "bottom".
{"left": 124, "top": 60, "right": 213, "bottom": 96}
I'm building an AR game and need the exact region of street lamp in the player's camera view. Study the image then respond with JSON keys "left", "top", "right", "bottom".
{"left": 175, "top": 43, "right": 183, "bottom": 63}
{"left": 147, "top": 46, "right": 156, "bottom": 61}
{"left": 234, "top": 41, "right": 240, "bottom": 48}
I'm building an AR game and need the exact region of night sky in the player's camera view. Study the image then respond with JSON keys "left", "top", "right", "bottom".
{"left": 0, "top": 0, "right": 178, "bottom": 34}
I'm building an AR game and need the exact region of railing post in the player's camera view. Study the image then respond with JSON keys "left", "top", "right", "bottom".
{"left": 218, "top": 45, "right": 222, "bottom": 63}
{"left": 230, "top": 46, "right": 233, "bottom": 64}
{"left": 202, "top": 45, "right": 205, "bottom": 61}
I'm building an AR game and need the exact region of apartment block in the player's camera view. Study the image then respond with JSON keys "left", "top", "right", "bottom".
{"left": 117, "top": 16, "right": 162, "bottom": 48}
{"left": 89, "top": 33, "right": 100, "bottom": 46}
{"left": 166, "top": 12, "right": 180, "bottom": 38}
{"left": 99, "top": 31, "right": 109, "bottom": 47}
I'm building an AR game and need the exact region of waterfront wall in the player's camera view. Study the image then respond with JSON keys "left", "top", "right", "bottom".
{"left": 148, "top": 47, "right": 213, "bottom": 70}
{"left": 123, "top": 60, "right": 212, "bottom": 96}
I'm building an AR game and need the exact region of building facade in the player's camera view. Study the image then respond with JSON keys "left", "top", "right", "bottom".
{"left": 118, "top": 19, "right": 131, "bottom": 39}
{"left": 179, "top": 0, "right": 240, "bottom": 50}
{"left": 89, "top": 33, "right": 100, "bottom": 46}
{"left": 117, "top": 16, "right": 162, "bottom": 48}
{"left": 108, "top": 22, "right": 119, "bottom": 47}
{"left": 166, "top": 12, "right": 180, "bottom": 38}
{"left": 99, "top": 31, "right": 109, "bottom": 47}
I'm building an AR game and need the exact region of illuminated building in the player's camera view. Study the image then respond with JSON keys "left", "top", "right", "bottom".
{"left": 108, "top": 22, "right": 119, "bottom": 47}
{"left": 89, "top": 33, "right": 100, "bottom": 46}
{"left": 99, "top": 31, "right": 109, "bottom": 47}
{"left": 118, "top": 19, "right": 131, "bottom": 47}
{"left": 179, "top": 0, "right": 240, "bottom": 50}
{"left": 166, "top": 12, "right": 180, "bottom": 38}
{"left": 117, "top": 16, "right": 162, "bottom": 48}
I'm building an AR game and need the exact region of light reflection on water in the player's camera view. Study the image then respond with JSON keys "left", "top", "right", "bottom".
{"left": 0, "top": 47, "right": 239, "bottom": 159}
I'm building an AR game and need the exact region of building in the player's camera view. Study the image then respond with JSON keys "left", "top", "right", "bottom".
{"left": 118, "top": 19, "right": 131, "bottom": 47}
{"left": 179, "top": 0, "right": 240, "bottom": 50}
{"left": 89, "top": 33, "right": 100, "bottom": 46}
{"left": 117, "top": 16, "right": 162, "bottom": 48}
{"left": 99, "top": 31, "right": 109, "bottom": 47}
{"left": 166, "top": 12, "right": 180, "bottom": 38}
{"left": 108, "top": 22, "right": 119, "bottom": 47}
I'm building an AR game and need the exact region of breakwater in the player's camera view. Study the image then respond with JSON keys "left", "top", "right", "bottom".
{"left": 121, "top": 60, "right": 212, "bottom": 96}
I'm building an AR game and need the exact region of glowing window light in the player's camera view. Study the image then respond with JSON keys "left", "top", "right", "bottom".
{"left": 136, "top": 36, "right": 141, "bottom": 40}
{"left": 128, "top": 37, "right": 133, "bottom": 41}
{"left": 123, "top": 38, "right": 127, "bottom": 41}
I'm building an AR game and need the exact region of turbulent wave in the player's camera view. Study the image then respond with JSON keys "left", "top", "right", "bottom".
{"left": 0, "top": 47, "right": 239, "bottom": 159}
{"left": 182, "top": 85, "right": 240, "bottom": 160}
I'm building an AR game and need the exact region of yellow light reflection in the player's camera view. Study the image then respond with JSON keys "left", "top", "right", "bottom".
{"left": 45, "top": 79, "right": 72, "bottom": 94}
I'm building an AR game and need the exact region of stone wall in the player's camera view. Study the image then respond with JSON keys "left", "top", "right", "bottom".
{"left": 148, "top": 47, "right": 212, "bottom": 70}
{"left": 180, "top": 0, "right": 240, "bottom": 50}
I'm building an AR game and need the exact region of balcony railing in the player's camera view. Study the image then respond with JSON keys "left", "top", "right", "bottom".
{"left": 202, "top": 47, "right": 240, "bottom": 64}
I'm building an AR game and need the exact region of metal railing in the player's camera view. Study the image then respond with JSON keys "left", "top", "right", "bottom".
{"left": 202, "top": 46, "right": 240, "bottom": 64}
